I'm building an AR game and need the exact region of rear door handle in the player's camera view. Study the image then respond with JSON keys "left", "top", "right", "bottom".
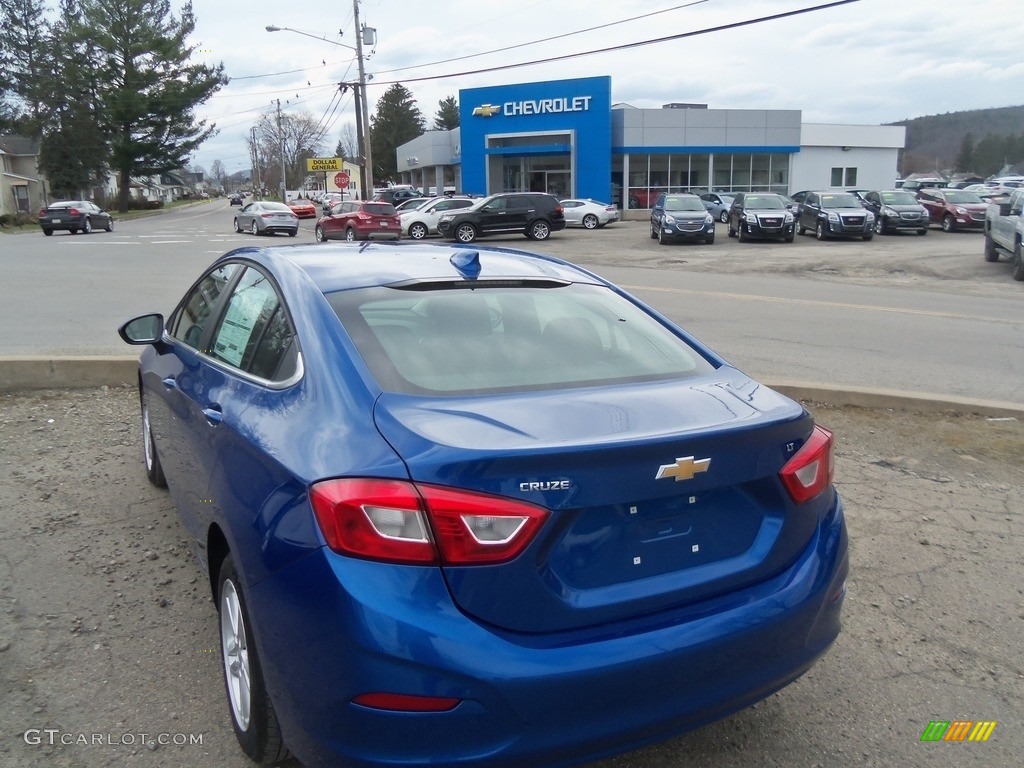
{"left": 202, "top": 405, "right": 223, "bottom": 426}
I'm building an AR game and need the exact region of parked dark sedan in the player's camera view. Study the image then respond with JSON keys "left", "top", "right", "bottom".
{"left": 650, "top": 192, "right": 716, "bottom": 244}
{"left": 117, "top": 242, "right": 847, "bottom": 768}
{"left": 726, "top": 192, "right": 795, "bottom": 242}
{"left": 38, "top": 200, "right": 113, "bottom": 236}
{"left": 860, "top": 190, "right": 929, "bottom": 235}
{"left": 797, "top": 191, "right": 875, "bottom": 240}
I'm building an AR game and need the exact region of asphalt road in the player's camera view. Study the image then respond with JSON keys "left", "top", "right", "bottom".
{"left": 1, "top": 199, "right": 1022, "bottom": 404}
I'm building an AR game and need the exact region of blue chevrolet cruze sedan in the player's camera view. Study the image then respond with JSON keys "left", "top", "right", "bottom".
{"left": 119, "top": 242, "right": 848, "bottom": 768}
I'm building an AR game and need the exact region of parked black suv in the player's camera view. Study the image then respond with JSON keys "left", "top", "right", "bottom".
{"left": 797, "top": 191, "right": 875, "bottom": 240}
{"left": 436, "top": 192, "right": 566, "bottom": 242}
{"left": 649, "top": 193, "right": 715, "bottom": 245}
{"left": 726, "top": 192, "right": 795, "bottom": 242}
{"left": 860, "top": 190, "right": 929, "bottom": 235}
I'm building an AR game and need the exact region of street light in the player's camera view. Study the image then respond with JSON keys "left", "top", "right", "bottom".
{"left": 266, "top": 20, "right": 374, "bottom": 197}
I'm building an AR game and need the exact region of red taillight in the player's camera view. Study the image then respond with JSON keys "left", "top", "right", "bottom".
{"left": 38, "top": 208, "right": 47, "bottom": 217}
{"left": 261, "top": 213, "right": 274, "bottom": 218}
{"left": 309, "top": 478, "right": 548, "bottom": 565}
{"left": 779, "top": 425, "right": 834, "bottom": 504}
{"left": 69, "top": 208, "right": 80, "bottom": 216}
{"left": 352, "top": 692, "right": 461, "bottom": 712}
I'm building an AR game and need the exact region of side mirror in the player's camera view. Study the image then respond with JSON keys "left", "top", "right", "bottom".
{"left": 998, "top": 202, "right": 1012, "bottom": 217}
{"left": 118, "top": 313, "right": 164, "bottom": 345}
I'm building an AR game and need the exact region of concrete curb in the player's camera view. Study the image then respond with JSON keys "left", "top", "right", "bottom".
{"left": 1, "top": 356, "right": 1021, "bottom": 419}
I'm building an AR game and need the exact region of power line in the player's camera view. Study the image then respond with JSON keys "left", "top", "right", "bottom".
{"left": 372, "top": 0, "right": 862, "bottom": 86}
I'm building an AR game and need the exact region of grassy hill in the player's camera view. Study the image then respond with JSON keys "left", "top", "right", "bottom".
{"left": 888, "top": 105, "right": 1024, "bottom": 175}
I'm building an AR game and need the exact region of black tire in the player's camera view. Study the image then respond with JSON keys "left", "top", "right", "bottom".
{"left": 42, "top": 228, "right": 53, "bottom": 236}
{"left": 251, "top": 221, "right": 259, "bottom": 236}
{"left": 815, "top": 221, "right": 827, "bottom": 241}
{"left": 528, "top": 220, "right": 551, "bottom": 240}
{"left": 454, "top": 223, "right": 477, "bottom": 243}
{"left": 314, "top": 225, "right": 325, "bottom": 243}
{"left": 984, "top": 234, "right": 999, "bottom": 262}
{"left": 862, "top": 233, "right": 874, "bottom": 241}
{"left": 784, "top": 236, "right": 794, "bottom": 243}
{"left": 217, "top": 555, "right": 289, "bottom": 765}
{"left": 83, "top": 218, "right": 92, "bottom": 234}
{"left": 345, "top": 227, "right": 357, "bottom": 242}
{"left": 719, "top": 210, "right": 729, "bottom": 223}
{"left": 408, "top": 222, "right": 428, "bottom": 240}
{"left": 797, "top": 224, "right": 806, "bottom": 235}
{"left": 941, "top": 214, "right": 955, "bottom": 233}
{"left": 650, "top": 223, "right": 657, "bottom": 239}
{"left": 727, "top": 221, "right": 736, "bottom": 238}
{"left": 105, "top": 218, "right": 114, "bottom": 232}
{"left": 1013, "top": 243, "right": 1024, "bottom": 282}
{"left": 234, "top": 218, "right": 242, "bottom": 233}
{"left": 582, "top": 214, "right": 599, "bottom": 230}
{"left": 658, "top": 226, "right": 668, "bottom": 245}
{"left": 70, "top": 228, "right": 78, "bottom": 234}
{"left": 288, "top": 230, "right": 296, "bottom": 237}
{"left": 140, "top": 390, "right": 166, "bottom": 488}
{"left": 737, "top": 224, "right": 747, "bottom": 243}
{"left": 917, "top": 228, "right": 928, "bottom": 236}
{"left": 874, "top": 217, "right": 885, "bottom": 235}
{"left": 704, "top": 235, "right": 715, "bottom": 245}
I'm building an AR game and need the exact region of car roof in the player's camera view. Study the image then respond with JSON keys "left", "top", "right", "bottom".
{"left": 218, "top": 242, "right": 603, "bottom": 295}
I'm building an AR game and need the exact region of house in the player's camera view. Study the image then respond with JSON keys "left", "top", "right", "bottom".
{"left": 0, "top": 135, "right": 45, "bottom": 218}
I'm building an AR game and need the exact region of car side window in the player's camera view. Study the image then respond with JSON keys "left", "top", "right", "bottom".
{"left": 171, "top": 263, "right": 241, "bottom": 349}
{"left": 210, "top": 267, "right": 298, "bottom": 382}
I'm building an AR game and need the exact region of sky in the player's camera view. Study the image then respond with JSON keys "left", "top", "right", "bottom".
{"left": 183, "top": 0, "right": 1023, "bottom": 177}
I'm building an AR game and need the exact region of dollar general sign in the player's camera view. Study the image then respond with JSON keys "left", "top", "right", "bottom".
{"left": 307, "top": 158, "right": 343, "bottom": 172}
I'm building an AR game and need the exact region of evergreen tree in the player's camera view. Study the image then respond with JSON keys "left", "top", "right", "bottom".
{"left": 954, "top": 132, "right": 974, "bottom": 172}
{"left": 0, "top": 0, "right": 50, "bottom": 133}
{"left": 433, "top": 95, "right": 459, "bottom": 131}
{"left": 369, "top": 84, "right": 424, "bottom": 183}
{"left": 79, "top": 0, "right": 227, "bottom": 211}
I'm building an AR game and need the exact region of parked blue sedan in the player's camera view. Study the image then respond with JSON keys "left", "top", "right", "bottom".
{"left": 119, "top": 242, "right": 848, "bottom": 768}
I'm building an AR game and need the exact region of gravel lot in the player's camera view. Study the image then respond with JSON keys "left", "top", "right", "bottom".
{"left": 1, "top": 386, "right": 1021, "bottom": 768}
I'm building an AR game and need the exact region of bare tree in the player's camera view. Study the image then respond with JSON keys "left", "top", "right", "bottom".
{"left": 338, "top": 123, "right": 359, "bottom": 163}
{"left": 254, "top": 107, "right": 325, "bottom": 192}
{"left": 209, "top": 159, "right": 226, "bottom": 191}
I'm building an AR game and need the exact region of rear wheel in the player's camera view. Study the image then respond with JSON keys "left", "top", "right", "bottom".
{"left": 816, "top": 221, "right": 827, "bottom": 241}
{"left": 941, "top": 214, "right": 955, "bottom": 233}
{"left": 719, "top": 210, "right": 729, "bottom": 223}
{"left": 288, "top": 229, "right": 296, "bottom": 237}
{"left": 1013, "top": 243, "right": 1024, "bottom": 282}
{"left": 528, "top": 220, "right": 551, "bottom": 240}
{"left": 218, "top": 555, "right": 289, "bottom": 765}
{"left": 408, "top": 222, "right": 428, "bottom": 240}
{"left": 455, "top": 223, "right": 477, "bottom": 243}
{"left": 797, "top": 223, "right": 806, "bottom": 235}
{"left": 251, "top": 221, "right": 259, "bottom": 236}
{"left": 582, "top": 214, "right": 599, "bottom": 230}
{"left": 314, "top": 225, "right": 326, "bottom": 243}
{"left": 83, "top": 218, "right": 92, "bottom": 234}
{"left": 345, "top": 227, "right": 357, "bottom": 242}
{"left": 984, "top": 234, "right": 999, "bottom": 262}
{"left": 42, "top": 228, "right": 53, "bottom": 236}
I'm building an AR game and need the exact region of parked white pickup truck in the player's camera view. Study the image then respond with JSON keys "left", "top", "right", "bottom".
{"left": 983, "top": 188, "right": 1024, "bottom": 281}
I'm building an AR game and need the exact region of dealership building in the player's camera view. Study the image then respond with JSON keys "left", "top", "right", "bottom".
{"left": 395, "top": 76, "right": 905, "bottom": 213}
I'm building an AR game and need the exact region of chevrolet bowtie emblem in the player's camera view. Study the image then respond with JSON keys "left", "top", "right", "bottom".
{"left": 472, "top": 104, "right": 500, "bottom": 117}
{"left": 655, "top": 456, "right": 711, "bottom": 481}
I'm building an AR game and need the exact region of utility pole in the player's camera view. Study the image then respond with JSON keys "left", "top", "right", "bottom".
{"left": 342, "top": 83, "right": 367, "bottom": 200}
{"left": 249, "top": 126, "right": 261, "bottom": 199}
{"left": 353, "top": 0, "right": 373, "bottom": 195}
{"left": 276, "top": 98, "right": 287, "bottom": 200}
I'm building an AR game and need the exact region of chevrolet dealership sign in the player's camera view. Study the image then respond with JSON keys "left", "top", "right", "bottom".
{"left": 473, "top": 96, "right": 593, "bottom": 118}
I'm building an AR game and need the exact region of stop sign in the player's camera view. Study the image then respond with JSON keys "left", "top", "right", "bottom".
{"left": 334, "top": 171, "right": 350, "bottom": 188}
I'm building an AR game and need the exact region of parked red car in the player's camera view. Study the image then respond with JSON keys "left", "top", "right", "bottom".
{"left": 314, "top": 200, "right": 401, "bottom": 242}
{"left": 916, "top": 188, "right": 988, "bottom": 232}
{"left": 287, "top": 198, "right": 318, "bottom": 219}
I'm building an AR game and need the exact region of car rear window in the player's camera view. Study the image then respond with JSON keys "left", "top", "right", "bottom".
{"left": 364, "top": 203, "right": 397, "bottom": 216}
{"left": 327, "top": 282, "right": 716, "bottom": 395}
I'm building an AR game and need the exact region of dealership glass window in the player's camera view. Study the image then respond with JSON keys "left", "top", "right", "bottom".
{"left": 770, "top": 153, "right": 790, "bottom": 193}
{"left": 731, "top": 154, "right": 751, "bottom": 190}
{"left": 751, "top": 154, "right": 771, "bottom": 190}
{"left": 830, "top": 167, "right": 858, "bottom": 187}
{"left": 712, "top": 155, "right": 731, "bottom": 190}
{"left": 689, "top": 154, "right": 710, "bottom": 190}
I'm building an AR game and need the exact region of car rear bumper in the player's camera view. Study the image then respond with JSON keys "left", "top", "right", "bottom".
{"left": 248, "top": 494, "right": 848, "bottom": 768}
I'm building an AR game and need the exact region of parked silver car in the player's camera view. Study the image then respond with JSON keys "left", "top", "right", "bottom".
{"left": 699, "top": 192, "right": 736, "bottom": 223}
{"left": 560, "top": 198, "right": 620, "bottom": 229}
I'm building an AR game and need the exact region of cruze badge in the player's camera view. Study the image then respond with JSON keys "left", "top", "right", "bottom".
{"left": 472, "top": 104, "right": 501, "bottom": 117}
{"left": 519, "top": 480, "right": 571, "bottom": 492}
{"left": 655, "top": 456, "right": 711, "bottom": 481}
